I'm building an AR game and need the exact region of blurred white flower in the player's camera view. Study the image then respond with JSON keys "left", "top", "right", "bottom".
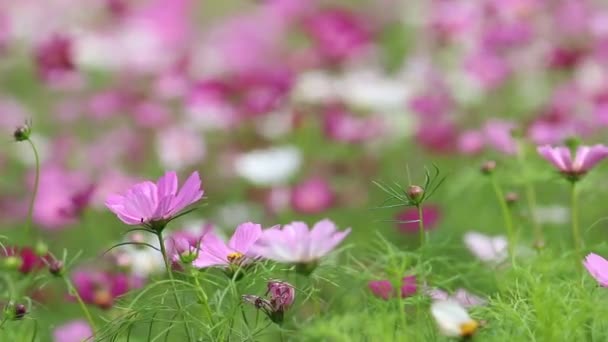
{"left": 535, "top": 205, "right": 569, "bottom": 225}
{"left": 431, "top": 300, "right": 479, "bottom": 337}
{"left": 463, "top": 231, "right": 508, "bottom": 263}
{"left": 336, "top": 68, "right": 410, "bottom": 111}
{"left": 234, "top": 145, "right": 301, "bottom": 186}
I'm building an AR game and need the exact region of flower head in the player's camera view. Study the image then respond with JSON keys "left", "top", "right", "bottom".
{"left": 368, "top": 275, "right": 417, "bottom": 300}
{"left": 253, "top": 219, "right": 350, "bottom": 272}
{"left": 431, "top": 300, "right": 479, "bottom": 337}
{"left": 426, "top": 287, "right": 486, "bottom": 308}
{"left": 105, "top": 171, "right": 203, "bottom": 230}
{"left": 192, "top": 222, "right": 262, "bottom": 277}
{"left": 583, "top": 253, "right": 608, "bottom": 287}
{"left": 71, "top": 270, "right": 143, "bottom": 310}
{"left": 243, "top": 279, "right": 295, "bottom": 324}
{"left": 53, "top": 320, "right": 93, "bottom": 342}
{"left": 537, "top": 144, "right": 608, "bottom": 181}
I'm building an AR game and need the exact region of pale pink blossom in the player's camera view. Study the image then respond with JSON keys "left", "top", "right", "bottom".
{"left": 583, "top": 253, "right": 608, "bottom": 287}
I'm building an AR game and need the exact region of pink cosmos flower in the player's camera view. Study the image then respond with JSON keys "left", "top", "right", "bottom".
{"left": 192, "top": 222, "right": 262, "bottom": 269}
{"left": 290, "top": 177, "right": 335, "bottom": 214}
{"left": 368, "top": 275, "right": 417, "bottom": 300}
{"left": 583, "top": 253, "right": 608, "bottom": 287}
{"left": 322, "top": 105, "right": 383, "bottom": 143}
{"left": 395, "top": 205, "right": 441, "bottom": 234}
{"left": 71, "top": 270, "right": 142, "bottom": 309}
{"left": 537, "top": 144, "right": 608, "bottom": 180}
{"left": 463, "top": 232, "right": 508, "bottom": 263}
{"left": 253, "top": 219, "right": 351, "bottom": 265}
{"left": 53, "top": 320, "right": 93, "bottom": 342}
{"left": 33, "top": 165, "right": 95, "bottom": 230}
{"left": 105, "top": 171, "right": 203, "bottom": 227}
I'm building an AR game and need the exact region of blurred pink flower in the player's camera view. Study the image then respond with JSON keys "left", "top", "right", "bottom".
{"left": 71, "top": 270, "right": 142, "bottom": 309}
{"left": 323, "top": 105, "right": 383, "bottom": 143}
{"left": 156, "top": 126, "right": 206, "bottom": 171}
{"left": 303, "top": 8, "right": 372, "bottom": 63}
{"left": 415, "top": 121, "right": 458, "bottom": 154}
{"left": 34, "top": 33, "right": 75, "bottom": 82}
{"left": 186, "top": 80, "right": 238, "bottom": 130}
{"left": 105, "top": 171, "right": 203, "bottom": 226}
{"left": 583, "top": 253, "right": 608, "bottom": 287}
{"left": 483, "top": 120, "right": 517, "bottom": 155}
{"left": 132, "top": 101, "right": 172, "bottom": 128}
{"left": 457, "top": 130, "right": 485, "bottom": 155}
{"left": 537, "top": 144, "right": 608, "bottom": 179}
{"left": 369, "top": 275, "right": 417, "bottom": 300}
{"left": 192, "top": 222, "right": 262, "bottom": 269}
{"left": 53, "top": 320, "right": 93, "bottom": 342}
{"left": 253, "top": 219, "right": 351, "bottom": 264}
{"left": 395, "top": 205, "right": 441, "bottom": 234}
{"left": 33, "top": 165, "right": 95, "bottom": 230}
{"left": 464, "top": 50, "right": 510, "bottom": 90}
{"left": 290, "top": 177, "right": 334, "bottom": 214}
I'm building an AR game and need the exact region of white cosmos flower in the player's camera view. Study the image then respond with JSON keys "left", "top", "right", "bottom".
{"left": 463, "top": 231, "right": 508, "bottom": 263}
{"left": 431, "top": 300, "right": 479, "bottom": 337}
{"left": 234, "top": 146, "right": 301, "bottom": 186}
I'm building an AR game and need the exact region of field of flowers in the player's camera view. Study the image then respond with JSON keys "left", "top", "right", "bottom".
{"left": 3, "top": 0, "right": 608, "bottom": 341}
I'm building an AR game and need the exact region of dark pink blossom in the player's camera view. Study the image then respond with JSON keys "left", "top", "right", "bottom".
{"left": 369, "top": 275, "right": 417, "bottom": 300}
{"left": 71, "top": 270, "right": 142, "bottom": 309}
{"left": 303, "top": 8, "right": 372, "bottom": 63}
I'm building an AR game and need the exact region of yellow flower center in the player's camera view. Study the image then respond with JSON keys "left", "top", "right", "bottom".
{"left": 459, "top": 320, "right": 479, "bottom": 337}
{"left": 227, "top": 252, "right": 244, "bottom": 264}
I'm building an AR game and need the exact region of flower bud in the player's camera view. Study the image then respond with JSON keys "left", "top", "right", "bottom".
{"left": 505, "top": 192, "right": 518, "bottom": 205}
{"left": 49, "top": 260, "right": 64, "bottom": 276}
{"left": 13, "top": 123, "right": 31, "bottom": 142}
{"left": 3, "top": 256, "right": 23, "bottom": 271}
{"left": 14, "top": 304, "right": 27, "bottom": 320}
{"left": 267, "top": 280, "right": 295, "bottom": 312}
{"left": 407, "top": 185, "right": 424, "bottom": 204}
{"left": 480, "top": 160, "right": 496, "bottom": 175}
{"left": 35, "top": 241, "right": 48, "bottom": 256}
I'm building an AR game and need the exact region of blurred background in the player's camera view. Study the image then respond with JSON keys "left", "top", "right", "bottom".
{"left": 2, "top": 0, "right": 608, "bottom": 339}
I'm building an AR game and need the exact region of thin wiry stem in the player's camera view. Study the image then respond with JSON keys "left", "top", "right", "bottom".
{"left": 63, "top": 276, "right": 97, "bottom": 332}
{"left": 24, "top": 138, "right": 40, "bottom": 239}
{"left": 490, "top": 175, "right": 515, "bottom": 264}
{"left": 417, "top": 205, "right": 425, "bottom": 247}
{"left": 156, "top": 232, "right": 193, "bottom": 341}
{"left": 570, "top": 182, "right": 583, "bottom": 260}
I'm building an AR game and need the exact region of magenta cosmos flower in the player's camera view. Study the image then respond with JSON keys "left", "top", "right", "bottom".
{"left": 583, "top": 253, "right": 608, "bottom": 287}
{"left": 537, "top": 145, "right": 608, "bottom": 181}
{"left": 105, "top": 171, "right": 203, "bottom": 230}
{"left": 368, "top": 275, "right": 417, "bottom": 300}
{"left": 192, "top": 222, "right": 262, "bottom": 276}
{"left": 253, "top": 219, "right": 351, "bottom": 273}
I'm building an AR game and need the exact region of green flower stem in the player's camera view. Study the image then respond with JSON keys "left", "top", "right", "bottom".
{"left": 63, "top": 276, "right": 97, "bottom": 332}
{"left": 570, "top": 182, "right": 583, "bottom": 259}
{"left": 191, "top": 270, "right": 214, "bottom": 324}
{"left": 490, "top": 175, "right": 516, "bottom": 263}
{"left": 24, "top": 138, "right": 40, "bottom": 239}
{"left": 517, "top": 141, "right": 543, "bottom": 246}
{"left": 157, "top": 232, "right": 193, "bottom": 341}
{"left": 417, "top": 205, "right": 425, "bottom": 247}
